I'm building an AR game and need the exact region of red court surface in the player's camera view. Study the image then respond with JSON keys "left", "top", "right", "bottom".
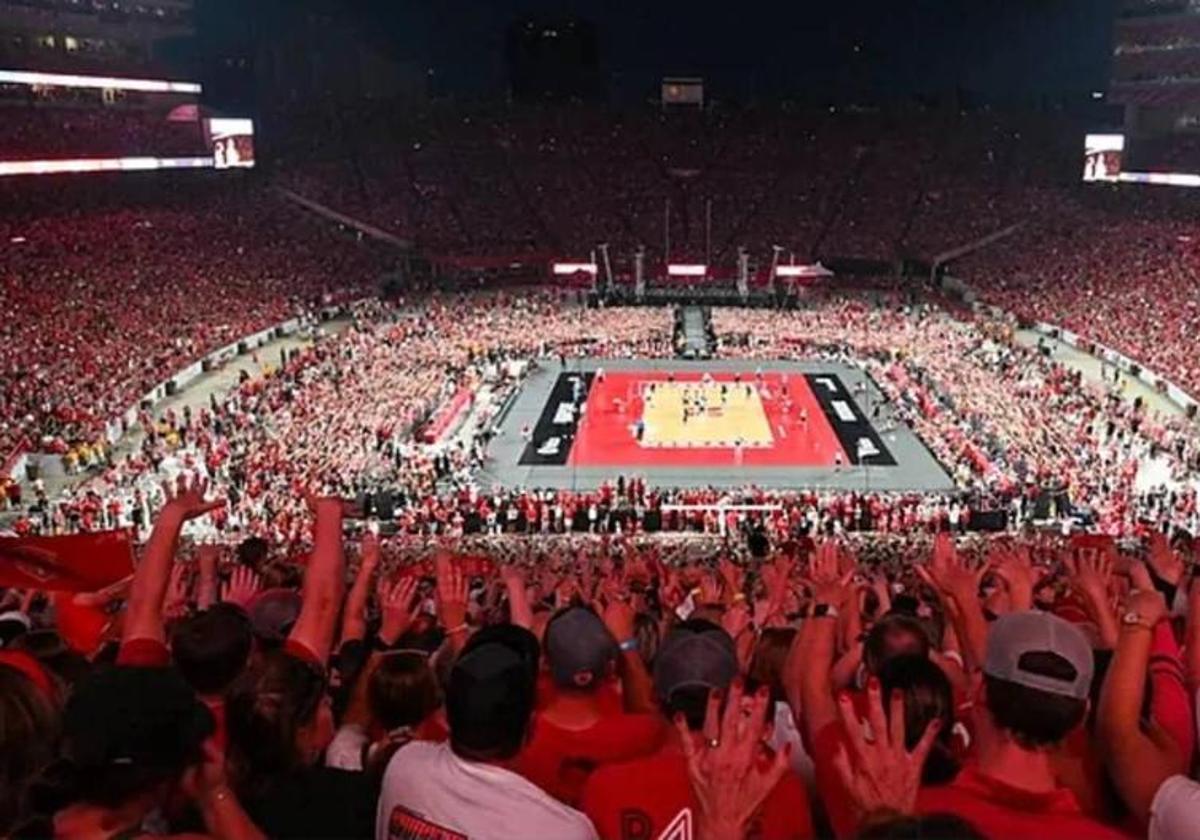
{"left": 568, "top": 371, "right": 848, "bottom": 468}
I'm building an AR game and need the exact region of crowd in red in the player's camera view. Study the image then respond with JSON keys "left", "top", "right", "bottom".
{"left": 0, "top": 181, "right": 387, "bottom": 463}
{"left": 8, "top": 290, "right": 1198, "bottom": 551}
{"left": 0, "top": 101, "right": 209, "bottom": 160}
{"left": 2, "top": 479, "right": 1200, "bottom": 839}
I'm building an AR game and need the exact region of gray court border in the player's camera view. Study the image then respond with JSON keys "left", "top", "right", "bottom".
{"left": 475, "top": 358, "right": 955, "bottom": 493}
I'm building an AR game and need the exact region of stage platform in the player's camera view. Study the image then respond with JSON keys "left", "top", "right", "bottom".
{"left": 478, "top": 358, "right": 955, "bottom": 493}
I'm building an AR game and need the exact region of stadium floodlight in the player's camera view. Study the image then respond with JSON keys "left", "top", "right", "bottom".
{"left": 0, "top": 69, "right": 201, "bottom": 94}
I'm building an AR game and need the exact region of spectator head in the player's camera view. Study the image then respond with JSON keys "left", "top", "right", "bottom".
{"left": 368, "top": 651, "right": 441, "bottom": 732}
{"left": 864, "top": 613, "right": 931, "bottom": 676}
{"left": 59, "top": 666, "right": 212, "bottom": 810}
{"left": 9, "top": 630, "right": 90, "bottom": 693}
{"left": 747, "top": 627, "right": 797, "bottom": 707}
{"left": 0, "top": 662, "right": 58, "bottom": 834}
{"left": 226, "top": 651, "right": 332, "bottom": 796}
{"left": 446, "top": 625, "right": 539, "bottom": 763}
{"left": 855, "top": 813, "right": 987, "bottom": 839}
{"left": 877, "top": 654, "right": 959, "bottom": 785}
{"left": 544, "top": 606, "right": 616, "bottom": 691}
{"left": 247, "top": 589, "right": 302, "bottom": 649}
{"left": 980, "top": 611, "right": 1093, "bottom": 750}
{"left": 653, "top": 619, "right": 738, "bottom": 730}
{"left": 236, "top": 536, "right": 270, "bottom": 572}
{"left": 170, "top": 604, "right": 253, "bottom": 696}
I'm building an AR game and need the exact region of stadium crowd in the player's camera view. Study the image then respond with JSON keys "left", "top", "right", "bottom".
{"left": 0, "top": 183, "right": 387, "bottom": 464}
{"left": 3, "top": 478, "right": 1200, "bottom": 839}
{"left": 7, "top": 289, "right": 1199, "bottom": 550}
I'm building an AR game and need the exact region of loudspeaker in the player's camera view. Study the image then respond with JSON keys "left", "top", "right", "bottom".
{"left": 375, "top": 490, "right": 395, "bottom": 521}
{"left": 237, "top": 341, "right": 249, "bottom": 355}
{"left": 967, "top": 509, "right": 1008, "bottom": 533}
{"left": 643, "top": 510, "right": 662, "bottom": 532}
{"left": 165, "top": 380, "right": 178, "bottom": 396}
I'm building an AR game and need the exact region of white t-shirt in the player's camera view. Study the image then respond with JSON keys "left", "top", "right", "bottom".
{"left": 376, "top": 740, "right": 598, "bottom": 840}
{"left": 1150, "top": 774, "right": 1200, "bottom": 840}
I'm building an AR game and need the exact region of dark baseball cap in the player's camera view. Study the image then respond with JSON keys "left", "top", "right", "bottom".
{"left": 653, "top": 619, "right": 738, "bottom": 704}
{"left": 446, "top": 625, "right": 539, "bottom": 756}
{"left": 544, "top": 606, "right": 616, "bottom": 690}
{"left": 63, "top": 666, "right": 213, "bottom": 771}
{"left": 983, "top": 611, "right": 1094, "bottom": 701}
{"left": 248, "top": 588, "right": 302, "bottom": 642}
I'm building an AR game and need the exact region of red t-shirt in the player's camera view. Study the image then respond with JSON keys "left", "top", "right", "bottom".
{"left": 916, "top": 764, "right": 1132, "bottom": 839}
{"left": 581, "top": 741, "right": 813, "bottom": 840}
{"left": 518, "top": 712, "right": 664, "bottom": 806}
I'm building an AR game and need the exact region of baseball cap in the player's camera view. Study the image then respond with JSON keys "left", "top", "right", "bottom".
{"left": 544, "top": 606, "right": 616, "bottom": 689}
{"left": 983, "top": 611, "right": 1094, "bottom": 701}
{"left": 248, "top": 588, "right": 302, "bottom": 642}
{"left": 446, "top": 625, "right": 539, "bottom": 755}
{"left": 653, "top": 619, "right": 738, "bottom": 704}
{"left": 63, "top": 666, "right": 213, "bottom": 771}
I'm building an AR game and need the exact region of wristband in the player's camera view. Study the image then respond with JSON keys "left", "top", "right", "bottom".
{"left": 618, "top": 638, "right": 639, "bottom": 653}
{"left": 446, "top": 623, "right": 470, "bottom": 636}
{"left": 732, "top": 593, "right": 747, "bottom": 603}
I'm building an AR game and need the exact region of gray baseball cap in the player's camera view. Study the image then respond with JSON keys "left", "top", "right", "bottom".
{"left": 653, "top": 621, "right": 738, "bottom": 703}
{"left": 544, "top": 606, "right": 617, "bottom": 689}
{"left": 983, "top": 611, "right": 1094, "bottom": 701}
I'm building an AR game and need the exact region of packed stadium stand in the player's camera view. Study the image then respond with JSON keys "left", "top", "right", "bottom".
{"left": 7, "top": 11, "right": 1200, "bottom": 834}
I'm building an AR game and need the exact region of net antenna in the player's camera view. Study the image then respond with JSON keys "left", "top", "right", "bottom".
{"left": 737, "top": 247, "right": 750, "bottom": 302}
{"left": 597, "top": 243, "right": 614, "bottom": 297}
{"left": 768, "top": 245, "right": 784, "bottom": 298}
{"left": 635, "top": 245, "right": 647, "bottom": 302}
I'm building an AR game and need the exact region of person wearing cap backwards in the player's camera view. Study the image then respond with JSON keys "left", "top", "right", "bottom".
{"left": 517, "top": 603, "right": 663, "bottom": 806}
{"left": 376, "top": 625, "right": 598, "bottom": 840}
{"left": 580, "top": 619, "right": 813, "bottom": 840}
{"left": 914, "top": 611, "right": 1127, "bottom": 838}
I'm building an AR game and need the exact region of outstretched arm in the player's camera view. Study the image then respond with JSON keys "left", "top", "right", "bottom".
{"left": 287, "top": 497, "right": 346, "bottom": 664}
{"left": 1097, "top": 590, "right": 1185, "bottom": 823}
{"left": 123, "top": 476, "right": 223, "bottom": 647}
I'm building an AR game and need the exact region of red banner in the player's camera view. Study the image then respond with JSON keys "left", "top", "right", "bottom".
{"left": 0, "top": 530, "right": 135, "bottom": 592}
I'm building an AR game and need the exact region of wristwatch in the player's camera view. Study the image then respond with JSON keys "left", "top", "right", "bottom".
{"left": 618, "top": 638, "right": 640, "bottom": 653}
{"left": 813, "top": 603, "right": 839, "bottom": 619}
{"left": 1121, "top": 611, "right": 1155, "bottom": 631}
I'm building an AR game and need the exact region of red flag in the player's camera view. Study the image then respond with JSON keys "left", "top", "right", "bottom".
{"left": 0, "top": 530, "right": 135, "bottom": 592}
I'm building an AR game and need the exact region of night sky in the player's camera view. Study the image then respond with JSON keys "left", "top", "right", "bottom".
{"left": 207, "top": 0, "right": 1118, "bottom": 107}
{"left": 359, "top": 0, "right": 1117, "bottom": 104}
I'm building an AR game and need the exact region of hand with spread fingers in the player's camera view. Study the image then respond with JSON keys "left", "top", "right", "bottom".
{"left": 833, "top": 677, "right": 941, "bottom": 823}
{"left": 677, "top": 681, "right": 792, "bottom": 840}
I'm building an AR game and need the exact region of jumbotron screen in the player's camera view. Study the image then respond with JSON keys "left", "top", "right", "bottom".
{"left": 1082, "top": 131, "right": 1200, "bottom": 188}
{"left": 0, "top": 69, "right": 255, "bottom": 178}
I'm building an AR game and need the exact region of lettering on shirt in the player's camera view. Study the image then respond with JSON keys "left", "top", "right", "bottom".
{"left": 387, "top": 805, "right": 467, "bottom": 840}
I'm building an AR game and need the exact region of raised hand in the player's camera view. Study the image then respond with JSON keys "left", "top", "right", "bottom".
{"left": 1147, "top": 531, "right": 1186, "bottom": 588}
{"left": 602, "top": 597, "right": 636, "bottom": 644}
{"left": 162, "top": 474, "right": 224, "bottom": 521}
{"left": 435, "top": 552, "right": 469, "bottom": 636}
{"left": 1124, "top": 588, "right": 1168, "bottom": 630}
{"left": 677, "top": 681, "right": 791, "bottom": 840}
{"left": 990, "top": 542, "right": 1041, "bottom": 612}
{"left": 378, "top": 576, "right": 420, "bottom": 646}
{"left": 1066, "top": 546, "right": 1114, "bottom": 606}
{"left": 164, "top": 563, "right": 192, "bottom": 619}
{"left": 833, "top": 678, "right": 940, "bottom": 820}
{"left": 221, "top": 566, "right": 262, "bottom": 609}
